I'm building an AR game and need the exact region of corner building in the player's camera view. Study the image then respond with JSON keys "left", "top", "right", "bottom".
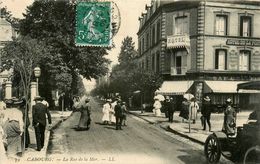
{"left": 137, "top": 0, "right": 260, "bottom": 109}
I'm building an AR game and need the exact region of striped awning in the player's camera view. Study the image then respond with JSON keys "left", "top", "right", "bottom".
{"left": 155, "top": 81, "right": 194, "bottom": 95}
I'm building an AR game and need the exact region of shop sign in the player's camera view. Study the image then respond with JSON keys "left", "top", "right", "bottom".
{"left": 167, "top": 35, "right": 190, "bottom": 49}
{"left": 226, "top": 39, "right": 260, "bottom": 47}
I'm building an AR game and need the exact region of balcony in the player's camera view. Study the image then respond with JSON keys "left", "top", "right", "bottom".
{"left": 167, "top": 35, "right": 190, "bottom": 49}
{"left": 170, "top": 67, "right": 187, "bottom": 75}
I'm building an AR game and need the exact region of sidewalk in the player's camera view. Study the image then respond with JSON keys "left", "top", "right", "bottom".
{"left": 21, "top": 111, "right": 73, "bottom": 160}
{"left": 129, "top": 110, "right": 251, "bottom": 145}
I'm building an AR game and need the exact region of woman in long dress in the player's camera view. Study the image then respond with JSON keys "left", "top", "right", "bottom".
{"left": 77, "top": 98, "right": 91, "bottom": 130}
{"left": 222, "top": 98, "right": 236, "bottom": 135}
{"left": 189, "top": 98, "right": 199, "bottom": 124}
{"left": 102, "top": 99, "right": 111, "bottom": 125}
{"left": 0, "top": 108, "right": 7, "bottom": 163}
{"left": 153, "top": 98, "right": 162, "bottom": 117}
{"left": 3, "top": 99, "right": 24, "bottom": 159}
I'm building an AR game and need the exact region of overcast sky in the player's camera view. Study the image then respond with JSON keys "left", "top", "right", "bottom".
{"left": 1, "top": 0, "right": 150, "bottom": 87}
{"left": 1, "top": 0, "right": 150, "bottom": 65}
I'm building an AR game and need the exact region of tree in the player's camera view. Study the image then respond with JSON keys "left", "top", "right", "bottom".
{"left": 1, "top": 35, "right": 46, "bottom": 152}
{"left": 118, "top": 36, "right": 138, "bottom": 67}
{"left": 18, "top": 1, "right": 111, "bottom": 101}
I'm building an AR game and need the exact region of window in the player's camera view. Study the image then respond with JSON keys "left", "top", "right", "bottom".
{"left": 152, "top": 25, "right": 156, "bottom": 45}
{"left": 240, "top": 16, "right": 252, "bottom": 37}
{"left": 239, "top": 50, "right": 250, "bottom": 71}
{"left": 138, "top": 41, "right": 141, "bottom": 55}
{"left": 216, "top": 15, "right": 227, "bottom": 35}
{"left": 146, "top": 33, "right": 149, "bottom": 49}
{"left": 156, "top": 53, "right": 160, "bottom": 73}
{"left": 152, "top": 54, "right": 155, "bottom": 71}
{"left": 174, "top": 50, "right": 187, "bottom": 74}
{"left": 156, "top": 21, "right": 161, "bottom": 42}
{"left": 215, "top": 49, "right": 227, "bottom": 70}
{"left": 146, "top": 58, "right": 149, "bottom": 70}
{"left": 175, "top": 16, "right": 188, "bottom": 35}
{"left": 142, "top": 38, "right": 145, "bottom": 53}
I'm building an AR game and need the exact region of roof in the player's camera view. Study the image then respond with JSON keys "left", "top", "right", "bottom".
{"left": 0, "top": 18, "right": 11, "bottom": 26}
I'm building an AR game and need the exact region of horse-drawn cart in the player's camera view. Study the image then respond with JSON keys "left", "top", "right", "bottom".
{"left": 204, "top": 81, "right": 260, "bottom": 163}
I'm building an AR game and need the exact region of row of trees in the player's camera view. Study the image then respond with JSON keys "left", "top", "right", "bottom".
{"left": 92, "top": 37, "right": 163, "bottom": 107}
{"left": 1, "top": 1, "right": 111, "bottom": 108}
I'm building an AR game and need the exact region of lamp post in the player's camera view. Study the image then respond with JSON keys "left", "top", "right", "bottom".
{"left": 34, "top": 67, "right": 41, "bottom": 96}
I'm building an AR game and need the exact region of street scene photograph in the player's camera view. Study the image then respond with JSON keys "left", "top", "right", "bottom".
{"left": 0, "top": 0, "right": 260, "bottom": 164}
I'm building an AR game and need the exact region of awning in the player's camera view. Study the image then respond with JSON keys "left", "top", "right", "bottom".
{"left": 155, "top": 81, "right": 194, "bottom": 95}
{"left": 204, "top": 81, "right": 260, "bottom": 93}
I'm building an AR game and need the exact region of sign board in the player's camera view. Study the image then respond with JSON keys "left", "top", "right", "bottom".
{"left": 167, "top": 35, "right": 190, "bottom": 50}
{"left": 226, "top": 39, "right": 260, "bottom": 47}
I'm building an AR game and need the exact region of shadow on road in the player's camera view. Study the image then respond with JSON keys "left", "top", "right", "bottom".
{"left": 177, "top": 148, "right": 207, "bottom": 164}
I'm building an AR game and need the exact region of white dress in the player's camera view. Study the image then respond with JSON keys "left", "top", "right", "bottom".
{"left": 189, "top": 101, "right": 199, "bottom": 120}
{"left": 153, "top": 100, "right": 162, "bottom": 117}
{"left": 102, "top": 103, "right": 110, "bottom": 122}
{"left": 110, "top": 102, "right": 116, "bottom": 123}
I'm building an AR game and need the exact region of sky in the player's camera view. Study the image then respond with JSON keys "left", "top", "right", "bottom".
{"left": 1, "top": 0, "right": 150, "bottom": 89}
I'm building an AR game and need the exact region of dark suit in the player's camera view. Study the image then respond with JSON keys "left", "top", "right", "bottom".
{"left": 114, "top": 104, "right": 123, "bottom": 130}
{"left": 32, "top": 102, "right": 52, "bottom": 151}
{"left": 164, "top": 100, "right": 175, "bottom": 122}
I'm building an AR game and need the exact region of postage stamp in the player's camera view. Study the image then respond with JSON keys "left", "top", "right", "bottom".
{"left": 75, "top": 1, "right": 112, "bottom": 47}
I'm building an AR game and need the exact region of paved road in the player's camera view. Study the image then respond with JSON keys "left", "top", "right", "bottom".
{"left": 47, "top": 99, "right": 229, "bottom": 164}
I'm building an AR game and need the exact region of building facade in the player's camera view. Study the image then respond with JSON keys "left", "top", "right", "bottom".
{"left": 137, "top": 0, "right": 260, "bottom": 109}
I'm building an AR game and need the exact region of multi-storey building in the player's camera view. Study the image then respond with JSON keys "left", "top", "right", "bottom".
{"left": 137, "top": 0, "right": 260, "bottom": 109}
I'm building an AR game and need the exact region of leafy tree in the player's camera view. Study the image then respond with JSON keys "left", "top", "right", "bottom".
{"left": 18, "top": 1, "right": 111, "bottom": 101}
{"left": 1, "top": 35, "right": 46, "bottom": 152}
{"left": 118, "top": 36, "right": 138, "bottom": 67}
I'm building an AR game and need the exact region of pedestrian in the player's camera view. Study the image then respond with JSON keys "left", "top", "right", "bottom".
{"left": 110, "top": 99, "right": 117, "bottom": 124}
{"left": 164, "top": 96, "right": 175, "bottom": 122}
{"left": 0, "top": 100, "right": 6, "bottom": 111}
{"left": 102, "top": 99, "right": 111, "bottom": 125}
{"left": 0, "top": 103, "right": 7, "bottom": 163}
{"left": 41, "top": 97, "right": 49, "bottom": 108}
{"left": 121, "top": 102, "right": 128, "bottom": 126}
{"left": 77, "top": 97, "right": 91, "bottom": 130}
{"left": 222, "top": 98, "right": 236, "bottom": 135}
{"left": 32, "top": 96, "right": 52, "bottom": 151}
{"left": 179, "top": 98, "right": 190, "bottom": 122}
{"left": 201, "top": 96, "right": 212, "bottom": 131}
{"left": 114, "top": 100, "right": 123, "bottom": 130}
{"left": 162, "top": 99, "right": 169, "bottom": 118}
{"left": 19, "top": 98, "right": 30, "bottom": 149}
{"left": 153, "top": 97, "right": 162, "bottom": 117}
{"left": 189, "top": 97, "right": 199, "bottom": 124}
{"left": 3, "top": 98, "right": 24, "bottom": 160}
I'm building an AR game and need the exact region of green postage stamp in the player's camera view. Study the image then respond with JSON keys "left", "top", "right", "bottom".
{"left": 75, "top": 1, "right": 112, "bottom": 47}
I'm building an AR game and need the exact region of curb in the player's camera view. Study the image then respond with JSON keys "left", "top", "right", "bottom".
{"left": 166, "top": 125, "right": 204, "bottom": 145}
{"left": 129, "top": 111, "right": 205, "bottom": 145}
{"left": 43, "top": 113, "right": 73, "bottom": 156}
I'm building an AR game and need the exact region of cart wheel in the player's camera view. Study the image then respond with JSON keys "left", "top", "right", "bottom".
{"left": 204, "top": 134, "right": 221, "bottom": 163}
{"left": 243, "top": 145, "right": 260, "bottom": 164}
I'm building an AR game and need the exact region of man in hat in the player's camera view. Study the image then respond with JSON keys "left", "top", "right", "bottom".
{"left": 164, "top": 96, "right": 175, "bottom": 122}
{"left": 201, "top": 96, "right": 212, "bottom": 131}
{"left": 114, "top": 99, "right": 123, "bottom": 130}
{"left": 222, "top": 98, "right": 236, "bottom": 135}
{"left": 32, "top": 96, "right": 52, "bottom": 151}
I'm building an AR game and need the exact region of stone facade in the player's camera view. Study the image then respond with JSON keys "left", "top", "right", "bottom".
{"left": 137, "top": 0, "right": 260, "bottom": 109}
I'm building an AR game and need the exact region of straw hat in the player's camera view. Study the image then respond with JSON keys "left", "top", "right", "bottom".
{"left": 226, "top": 98, "right": 232, "bottom": 104}
{"left": 204, "top": 96, "right": 211, "bottom": 102}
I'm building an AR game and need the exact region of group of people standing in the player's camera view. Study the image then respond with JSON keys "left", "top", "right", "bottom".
{"left": 102, "top": 98, "right": 127, "bottom": 130}
{"left": 0, "top": 96, "right": 52, "bottom": 162}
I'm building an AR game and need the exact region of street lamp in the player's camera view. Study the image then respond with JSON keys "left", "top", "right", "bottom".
{"left": 34, "top": 67, "right": 41, "bottom": 96}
